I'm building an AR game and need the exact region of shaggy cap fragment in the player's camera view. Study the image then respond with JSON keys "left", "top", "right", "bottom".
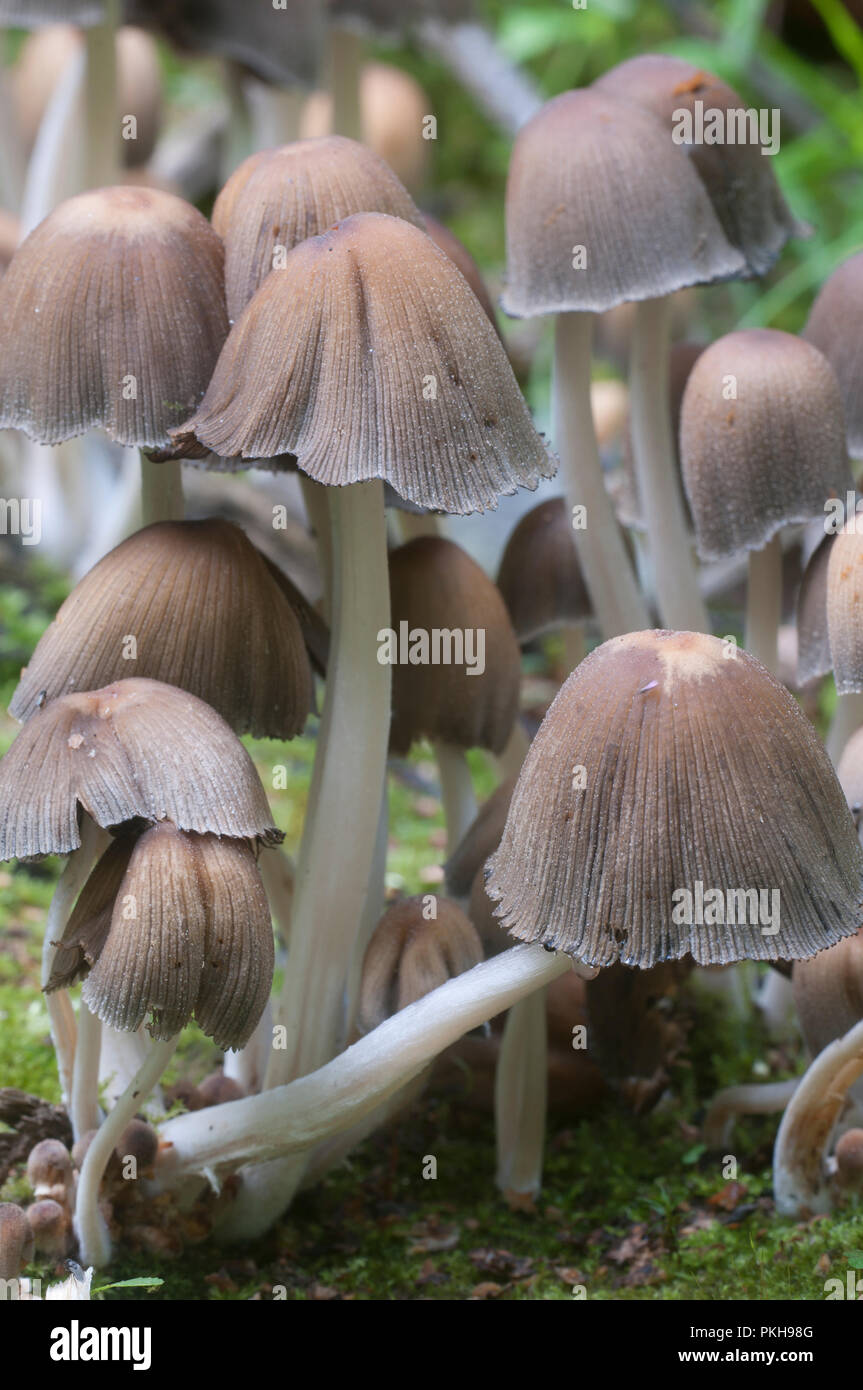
{"left": 172, "top": 212, "right": 554, "bottom": 514}
{"left": 826, "top": 523, "right": 863, "bottom": 695}
{"left": 593, "top": 55, "right": 805, "bottom": 276}
{"left": 358, "top": 894, "right": 483, "bottom": 1033}
{"left": 212, "top": 137, "right": 422, "bottom": 321}
{"left": 49, "top": 823, "right": 274, "bottom": 1048}
{"left": 502, "top": 87, "right": 745, "bottom": 318}
{"left": 0, "top": 186, "right": 228, "bottom": 448}
{"left": 485, "top": 630, "right": 863, "bottom": 968}
{"left": 804, "top": 251, "right": 863, "bottom": 459}
{"left": 10, "top": 520, "right": 313, "bottom": 737}
{"left": 124, "top": 0, "right": 325, "bottom": 87}
{"left": 388, "top": 536, "right": 521, "bottom": 755}
{"left": 679, "top": 329, "right": 851, "bottom": 560}
{"left": 496, "top": 497, "right": 590, "bottom": 641}
{"left": 796, "top": 533, "right": 834, "bottom": 686}
{"left": 792, "top": 927, "right": 863, "bottom": 1057}
{"left": 0, "top": 678, "right": 282, "bottom": 861}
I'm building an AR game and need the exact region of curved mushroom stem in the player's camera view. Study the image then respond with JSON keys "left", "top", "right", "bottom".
{"left": 99, "top": 1024, "right": 161, "bottom": 1112}
{"left": 434, "top": 741, "right": 478, "bottom": 855}
{"left": 629, "top": 297, "right": 708, "bottom": 633}
{"left": 75, "top": 1035, "right": 179, "bottom": 1268}
{"left": 773, "top": 1018, "right": 863, "bottom": 1216}
{"left": 745, "top": 535, "right": 782, "bottom": 674}
{"left": 704, "top": 1079, "right": 798, "bottom": 1150}
{"left": 554, "top": 312, "right": 649, "bottom": 639}
{"left": 344, "top": 774, "right": 389, "bottom": 1039}
{"left": 328, "top": 28, "right": 363, "bottom": 142}
{"left": 495, "top": 985, "right": 548, "bottom": 1206}
{"left": 154, "top": 947, "right": 585, "bottom": 1230}
{"left": 71, "top": 1004, "right": 103, "bottom": 1142}
{"left": 140, "top": 455, "right": 184, "bottom": 526}
{"left": 267, "top": 479, "right": 392, "bottom": 1088}
{"left": 41, "top": 818, "right": 107, "bottom": 1108}
{"left": 299, "top": 1066, "right": 433, "bottom": 1191}
{"left": 83, "top": 0, "right": 119, "bottom": 188}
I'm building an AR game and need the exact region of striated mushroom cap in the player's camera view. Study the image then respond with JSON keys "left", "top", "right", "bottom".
{"left": 804, "top": 250, "right": 863, "bottom": 459}
{"left": 496, "top": 497, "right": 591, "bottom": 641}
{"left": 388, "top": 536, "right": 521, "bottom": 755}
{"left": 486, "top": 630, "right": 863, "bottom": 968}
{"left": 172, "top": 212, "right": 554, "bottom": 514}
{"left": 422, "top": 213, "right": 499, "bottom": 330}
{"left": 0, "top": 678, "right": 282, "bottom": 861}
{"left": 358, "top": 894, "right": 483, "bottom": 1033}
{"left": 9, "top": 520, "right": 313, "bottom": 738}
{"left": 593, "top": 54, "right": 805, "bottom": 276}
{"left": 213, "top": 136, "right": 422, "bottom": 321}
{"left": 503, "top": 87, "right": 745, "bottom": 318}
{"left": 0, "top": 186, "right": 228, "bottom": 449}
{"left": 680, "top": 329, "right": 850, "bottom": 561}
{"left": 47, "top": 823, "right": 274, "bottom": 1049}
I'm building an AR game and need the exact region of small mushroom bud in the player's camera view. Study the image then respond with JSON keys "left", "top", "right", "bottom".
{"left": 835, "top": 1128, "right": 863, "bottom": 1190}
{"left": 25, "top": 1139, "right": 74, "bottom": 1212}
{"left": 0, "top": 1203, "right": 34, "bottom": 1280}
{"left": 26, "top": 1199, "right": 69, "bottom": 1259}
{"left": 197, "top": 1072, "right": 245, "bottom": 1107}
{"left": 163, "top": 1079, "right": 204, "bottom": 1112}
{"left": 359, "top": 895, "right": 484, "bottom": 1034}
{"left": 115, "top": 1119, "right": 159, "bottom": 1177}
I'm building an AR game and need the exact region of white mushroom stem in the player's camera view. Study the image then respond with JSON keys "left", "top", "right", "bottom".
{"left": 745, "top": 535, "right": 782, "bottom": 673}
{"left": 267, "top": 480, "right": 392, "bottom": 1088}
{"left": 41, "top": 819, "right": 107, "bottom": 1108}
{"left": 155, "top": 946, "right": 578, "bottom": 1197}
{"left": 704, "top": 1079, "right": 798, "bottom": 1150}
{"left": 75, "top": 1035, "right": 178, "bottom": 1268}
{"left": 554, "top": 312, "right": 649, "bottom": 639}
{"left": 826, "top": 691, "right": 863, "bottom": 766}
{"left": 258, "top": 847, "right": 294, "bottom": 952}
{"left": 299, "top": 1066, "right": 432, "bottom": 1190}
{"left": 434, "top": 741, "right": 478, "bottom": 855}
{"left": 140, "top": 455, "right": 184, "bottom": 526}
{"left": 629, "top": 297, "right": 708, "bottom": 633}
{"left": 83, "top": 0, "right": 119, "bottom": 189}
{"left": 223, "top": 999, "right": 272, "bottom": 1096}
{"left": 495, "top": 985, "right": 548, "bottom": 1203}
{"left": 328, "top": 28, "right": 363, "bottom": 142}
{"left": 99, "top": 1025, "right": 160, "bottom": 1111}
{"left": 70, "top": 1004, "right": 103, "bottom": 1142}
{"left": 299, "top": 475, "right": 333, "bottom": 618}
{"left": 344, "top": 776, "right": 389, "bottom": 1039}
{"left": 19, "top": 42, "right": 86, "bottom": 238}
{"left": 773, "top": 1018, "right": 863, "bottom": 1216}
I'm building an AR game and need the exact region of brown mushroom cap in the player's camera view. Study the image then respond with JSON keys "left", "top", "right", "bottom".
{"left": 680, "top": 329, "right": 851, "bottom": 560}
{"left": 25, "top": 1139, "right": 74, "bottom": 1203}
{"left": 115, "top": 1119, "right": 159, "bottom": 1171}
{"left": 197, "top": 1072, "right": 246, "bottom": 1107}
{"left": 804, "top": 251, "right": 863, "bottom": 458}
{"left": 486, "top": 630, "right": 863, "bottom": 968}
{"left": 826, "top": 522, "right": 863, "bottom": 694}
{"left": 792, "top": 927, "right": 863, "bottom": 1056}
{"left": 503, "top": 87, "right": 745, "bottom": 318}
{"left": 388, "top": 536, "right": 521, "bottom": 755}
{"left": 0, "top": 1203, "right": 34, "bottom": 1280}
{"left": 834, "top": 1128, "right": 863, "bottom": 1186}
{"left": 796, "top": 531, "right": 834, "bottom": 686}
{"left": 0, "top": 186, "right": 228, "bottom": 448}
{"left": 358, "top": 894, "right": 483, "bottom": 1033}
{"left": 496, "top": 497, "right": 591, "bottom": 641}
{"left": 26, "top": 1198, "right": 68, "bottom": 1257}
{"left": 172, "top": 212, "right": 554, "bottom": 514}
{"left": 212, "top": 136, "right": 423, "bottom": 322}
{"left": 0, "top": 678, "right": 282, "bottom": 861}
{"left": 48, "top": 822, "right": 274, "bottom": 1048}
{"left": 593, "top": 54, "right": 805, "bottom": 276}
{"left": 9, "top": 520, "right": 313, "bottom": 738}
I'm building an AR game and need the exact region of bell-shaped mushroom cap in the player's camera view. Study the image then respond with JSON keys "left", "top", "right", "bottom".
{"left": 679, "top": 329, "right": 851, "bottom": 561}
{"left": 14, "top": 25, "right": 162, "bottom": 166}
{"left": 485, "top": 630, "right": 863, "bottom": 968}
{"left": 26, "top": 1199, "right": 68, "bottom": 1257}
{"left": 835, "top": 1128, "right": 863, "bottom": 1187}
{"left": 197, "top": 1072, "right": 245, "bottom": 1107}
{"left": 496, "top": 497, "right": 591, "bottom": 641}
{"left": 358, "top": 893, "right": 483, "bottom": 1033}
{"left": 9, "top": 520, "right": 313, "bottom": 738}
{"left": 25, "top": 1139, "right": 74, "bottom": 1202}
{"left": 0, "top": 186, "right": 228, "bottom": 449}
{"left": 212, "top": 136, "right": 422, "bottom": 322}
{"left": 792, "top": 927, "right": 863, "bottom": 1057}
{"left": 0, "top": 678, "right": 282, "bottom": 861}
{"left": 172, "top": 212, "right": 554, "bottom": 514}
{"left": 796, "top": 532, "right": 834, "bottom": 686}
{"left": 124, "top": 0, "right": 325, "bottom": 87}
{"left": 51, "top": 823, "right": 274, "bottom": 1048}
{"left": 805, "top": 251, "right": 863, "bottom": 459}
{"left": 502, "top": 87, "right": 745, "bottom": 319}
{"left": 825, "top": 522, "right": 863, "bottom": 695}
{"left": 115, "top": 1119, "right": 158, "bottom": 1170}
{"left": 388, "top": 536, "right": 521, "bottom": 755}
{"left": 593, "top": 55, "right": 805, "bottom": 277}
{"left": 445, "top": 777, "right": 515, "bottom": 898}
{"left": 0, "top": 1203, "right": 33, "bottom": 1280}
{"left": 421, "top": 213, "right": 498, "bottom": 330}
